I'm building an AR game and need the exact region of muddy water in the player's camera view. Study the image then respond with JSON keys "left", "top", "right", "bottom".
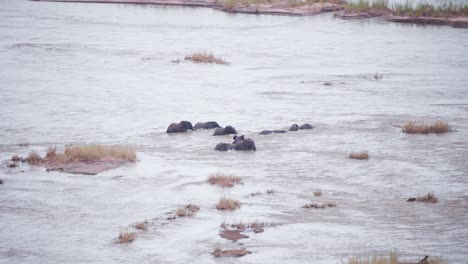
{"left": 1, "top": 0, "right": 468, "bottom": 263}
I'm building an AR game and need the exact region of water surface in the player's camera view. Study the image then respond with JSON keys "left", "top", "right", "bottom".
{"left": 0, "top": 1, "right": 467, "bottom": 263}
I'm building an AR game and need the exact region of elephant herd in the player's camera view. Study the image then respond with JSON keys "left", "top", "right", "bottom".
{"left": 166, "top": 121, "right": 314, "bottom": 152}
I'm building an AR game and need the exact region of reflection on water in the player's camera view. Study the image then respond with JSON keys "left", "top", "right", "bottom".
{"left": 0, "top": 0, "right": 467, "bottom": 263}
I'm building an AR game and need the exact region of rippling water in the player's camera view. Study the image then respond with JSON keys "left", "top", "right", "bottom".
{"left": 1, "top": 0, "right": 467, "bottom": 263}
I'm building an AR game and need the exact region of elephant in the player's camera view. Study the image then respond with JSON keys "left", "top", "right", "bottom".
{"left": 215, "top": 143, "right": 233, "bottom": 151}
{"left": 166, "top": 121, "right": 194, "bottom": 133}
{"left": 213, "top": 125, "right": 237, "bottom": 136}
{"left": 259, "top": 130, "right": 286, "bottom": 135}
{"left": 214, "top": 135, "right": 256, "bottom": 152}
{"left": 232, "top": 135, "right": 256, "bottom": 151}
{"left": 289, "top": 124, "right": 299, "bottom": 131}
{"left": 194, "top": 121, "right": 220, "bottom": 130}
{"left": 299, "top": 123, "right": 314, "bottom": 130}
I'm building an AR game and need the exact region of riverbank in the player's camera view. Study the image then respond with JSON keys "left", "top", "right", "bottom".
{"left": 336, "top": 0, "right": 468, "bottom": 28}
{"left": 34, "top": 0, "right": 468, "bottom": 27}
{"left": 34, "top": 0, "right": 346, "bottom": 16}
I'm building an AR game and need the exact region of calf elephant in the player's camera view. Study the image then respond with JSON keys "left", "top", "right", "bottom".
{"left": 166, "top": 121, "right": 194, "bottom": 133}
{"left": 194, "top": 121, "right": 220, "bottom": 130}
{"left": 213, "top": 125, "right": 238, "bottom": 136}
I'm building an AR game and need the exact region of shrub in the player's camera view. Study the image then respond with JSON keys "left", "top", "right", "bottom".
{"left": 184, "top": 52, "right": 229, "bottom": 65}
{"left": 27, "top": 151, "right": 42, "bottom": 165}
{"left": 118, "top": 230, "right": 136, "bottom": 243}
{"left": 216, "top": 197, "right": 240, "bottom": 210}
{"left": 208, "top": 173, "right": 241, "bottom": 187}
{"left": 349, "top": 151, "right": 369, "bottom": 160}
{"left": 402, "top": 121, "right": 451, "bottom": 134}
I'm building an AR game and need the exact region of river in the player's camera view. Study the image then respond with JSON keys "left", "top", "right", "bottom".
{"left": 0, "top": 0, "right": 467, "bottom": 263}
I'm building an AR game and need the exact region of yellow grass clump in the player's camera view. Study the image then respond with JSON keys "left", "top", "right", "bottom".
{"left": 216, "top": 197, "right": 240, "bottom": 210}
{"left": 176, "top": 204, "right": 200, "bottom": 217}
{"left": 27, "top": 151, "right": 42, "bottom": 165}
{"left": 118, "top": 230, "right": 136, "bottom": 243}
{"left": 184, "top": 52, "right": 229, "bottom": 65}
{"left": 313, "top": 190, "right": 322, "bottom": 196}
{"left": 43, "top": 144, "right": 136, "bottom": 163}
{"left": 349, "top": 151, "right": 369, "bottom": 160}
{"left": 208, "top": 173, "right": 241, "bottom": 187}
{"left": 348, "top": 252, "right": 446, "bottom": 264}
{"left": 133, "top": 222, "right": 149, "bottom": 231}
{"left": 402, "top": 121, "right": 451, "bottom": 134}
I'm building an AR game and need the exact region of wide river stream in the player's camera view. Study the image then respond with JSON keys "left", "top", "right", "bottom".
{"left": 1, "top": 0, "right": 467, "bottom": 263}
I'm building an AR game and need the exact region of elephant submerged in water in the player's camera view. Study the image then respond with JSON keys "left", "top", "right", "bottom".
{"left": 215, "top": 135, "right": 256, "bottom": 151}
{"left": 259, "top": 129, "right": 286, "bottom": 135}
{"left": 289, "top": 123, "right": 314, "bottom": 131}
{"left": 166, "top": 121, "right": 194, "bottom": 133}
{"left": 213, "top": 125, "right": 238, "bottom": 136}
{"left": 194, "top": 121, "right": 220, "bottom": 130}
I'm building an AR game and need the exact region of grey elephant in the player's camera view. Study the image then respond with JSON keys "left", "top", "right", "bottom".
{"left": 259, "top": 129, "right": 286, "bottom": 135}
{"left": 299, "top": 123, "right": 314, "bottom": 130}
{"left": 166, "top": 121, "right": 194, "bottom": 133}
{"left": 232, "top": 135, "right": 256, "bottom": 151}
{"left": 213, "top": 125, "right": 237, "bottom": 136}
{"left": 289, "top": 124, "right": 299, "bottom": 131}
{"left": 194, "top": 121, "right": 220, "bottom": 130}
{"left": 214, "top": 143, "right": 233, "bottom": 151}
{"left": 215, "top": 135, "right": 256, "bottom": 151}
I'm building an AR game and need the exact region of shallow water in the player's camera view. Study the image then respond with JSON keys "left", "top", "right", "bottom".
{"left": 1, "top": 0, "right": 468, "bottom": 263}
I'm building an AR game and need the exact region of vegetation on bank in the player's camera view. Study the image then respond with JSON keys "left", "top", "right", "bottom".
{"left": 221, "top": 0, "right": 345, "bottom": 11}
{"left": 344, "top": 0, "right": 468, "bottom": 17}
{"left": 25, "top": 145, "right": 136, "bottom": 165}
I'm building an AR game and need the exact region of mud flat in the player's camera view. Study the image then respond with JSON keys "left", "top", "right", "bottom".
{"left": 34, "top": 0, "right": 343, "bottom": 16}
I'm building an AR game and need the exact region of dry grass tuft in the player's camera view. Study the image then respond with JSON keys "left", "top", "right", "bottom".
{"left": 176, "top": 204, "right": 200, "bottom": 217}
{"left": 208, "top": 173, "right": 241, "bottom": 187}
{"left": 63, "top": 145, "right": 136, "bottom": 162}
{"left": 408, "top": 192, "right": 438, "bottom": 203}
{"left": 118, "top": 230, "right": 136, "bottom": 243}
{"left": 176, "top": 208, "right": 194, "bottom": 217}
{"left": 27, "top": 151, "right": 42, "bottom": 165}
{"left": 313, "top": 190, "right": 322, "bottom": 196}
{"left": 348, "top": 251, "right": 446, "bottom": 264}
{"left": 216, "top": 197, "right": 240, "bottom": 211}
{"left": 46, "top": 146, "right": 57, "bottom": 159}
{"left": 402, "top": 121, "right": 451, "bottom": 134}
{"left": 184, "top": 52, "right": 229, "bottom": 65}
{"left": 11, "top": 155, "right": 22, "bottom": 162}
{"left": 133, "top": 222, "right": 149, "bottom": 231}
{"left": 349, "top": 151, "right": 369, "bottom": 160}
